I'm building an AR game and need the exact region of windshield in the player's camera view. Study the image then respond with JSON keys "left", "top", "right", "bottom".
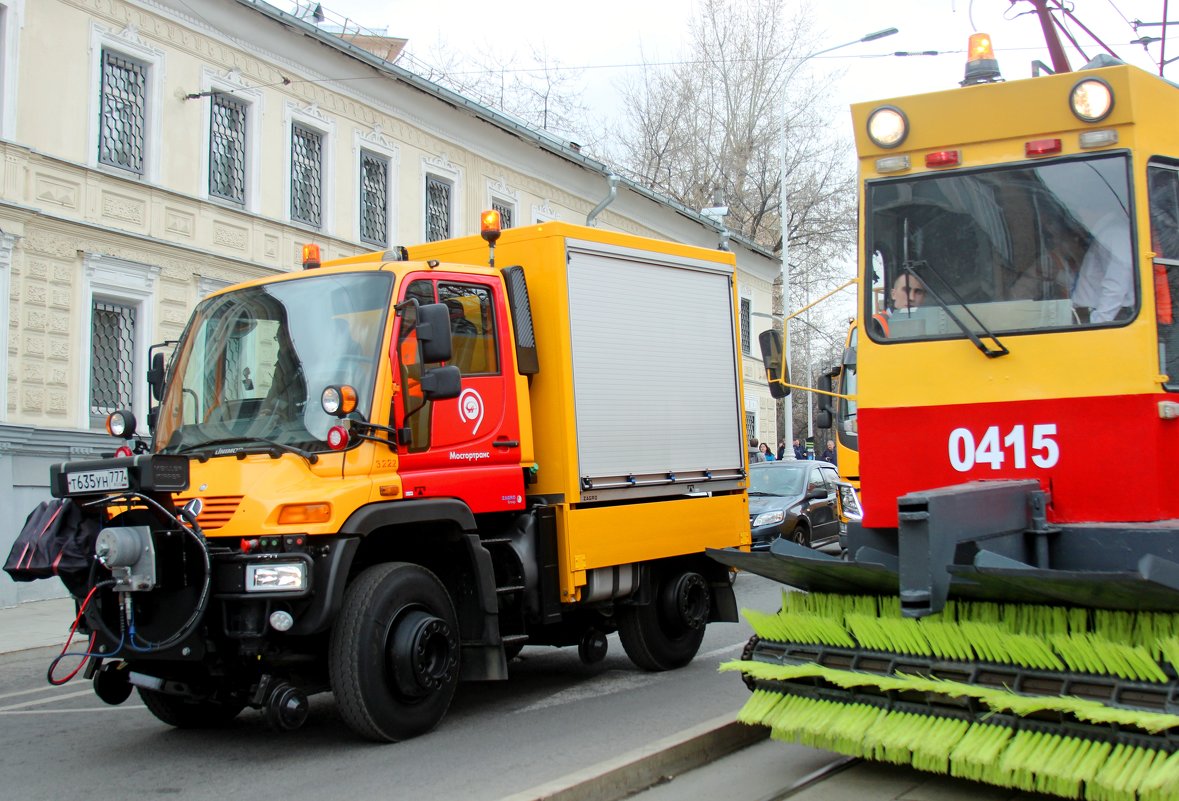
{"left": 749, "top": 464, "right": 807, "bottom": 497}
{"left": 156, "top": 271, "right": 394, "bottom": 454}
{"left": 866, "top": 154, "right": 1134, "bottom": 341}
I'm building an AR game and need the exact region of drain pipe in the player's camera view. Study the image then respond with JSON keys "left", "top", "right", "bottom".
{"left": 586, "top": 174, "right": 619, "bottom": 227}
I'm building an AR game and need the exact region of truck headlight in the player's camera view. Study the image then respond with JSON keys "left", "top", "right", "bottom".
{"left": 245, "top": 562, "right": 308, "bottom": 593}
{"left": 753, "top": 510, "right": 785, "bottom": 527}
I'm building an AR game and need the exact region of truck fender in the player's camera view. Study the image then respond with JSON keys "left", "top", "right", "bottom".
{"left": 341, "top": 498, "right": 477, "bottom": 534}
{"left": 289, "top": 536, "right": 360, "bottom": 635}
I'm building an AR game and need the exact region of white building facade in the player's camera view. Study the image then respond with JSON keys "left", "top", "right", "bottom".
{"left": 0, "top": 0, "right": 779, "bottom": 606}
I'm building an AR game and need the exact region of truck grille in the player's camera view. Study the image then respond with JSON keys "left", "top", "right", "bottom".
{"left": 173, "top": 495, "right": 242, "bottom": 530}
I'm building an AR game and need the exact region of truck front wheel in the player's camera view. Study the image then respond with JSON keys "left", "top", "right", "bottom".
{"left": 329, "top": 562, "right": 461, "bottom": 742}
{"left": 618, "top": 568, "right": 710, "bottom": 671}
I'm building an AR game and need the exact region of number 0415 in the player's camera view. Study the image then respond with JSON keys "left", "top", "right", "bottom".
{"left": 948, "top": 424, "right": 1059, "bottom": 472}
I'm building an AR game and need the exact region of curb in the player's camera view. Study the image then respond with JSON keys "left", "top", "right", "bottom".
{"left": 498, "top": 714, "right": 769, "bottom": 801}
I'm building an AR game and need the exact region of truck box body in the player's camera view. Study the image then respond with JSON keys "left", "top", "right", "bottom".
{"left": 411, "top": 224, "right": 750, "bottom": 599}
{"left": 412, "top": 223, "right": 746, "bottom": 503}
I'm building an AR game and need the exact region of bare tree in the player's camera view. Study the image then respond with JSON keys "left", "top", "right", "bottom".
{"left": 607, "top": 0, "right": 857, "bottom": 286}
{"left": 398, "top": 40, "right": 603, "bottom": 151}
{"left": 605, "top": 0, "right": 859, "bottom": 444}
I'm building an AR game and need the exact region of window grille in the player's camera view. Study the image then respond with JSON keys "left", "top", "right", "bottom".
{"left": 492, "top": 199, "right": 514, "bottom": 229}
{"left": 745, "top": 411, "right": 757, "bottom": 442}
{"left": 740, "top": 297, "right": 751, "bottom": 355}
{"left": 210, "top": 93, "right": 247, "bottom": 204}
{"left": 426, "top": 175, "right": 451, "bottom": 242}
{"left": 90, "top": 300, "right": 136, "bottom": 427}
{"left": 360, "top": 150, "right": 388, "bottom": 245}
{"left": 291, "top": 124, "right": 323, "bottom": 226}
{"left": 99, "top": 50, "right": 146, "bottom": 174}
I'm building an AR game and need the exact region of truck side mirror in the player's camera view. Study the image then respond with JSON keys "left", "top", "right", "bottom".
{"left": 416, "top": 303, "right": 454, "bottom": 364}
{"left": 148, "top": 351, "right": 166, "bottom": 402}
{"left": 758, "top": 330, "right": 790, "bottom": 399}
{"left": 420, "top": 365, "right": 462, "bottom": 400}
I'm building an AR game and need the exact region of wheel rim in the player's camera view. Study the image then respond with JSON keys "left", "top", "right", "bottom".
{"left": 385, "top": 608, "right": 458, "bottom": 700}
{"left": 660, "top": 572, "right": 710, "bottom": 633}
{"left": 793, "top": 525, "right": 810, "bottom": 546}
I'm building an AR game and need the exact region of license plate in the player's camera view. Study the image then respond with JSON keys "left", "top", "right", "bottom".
{"left": 66, "top": 467, "right": 129, "bottom": 494}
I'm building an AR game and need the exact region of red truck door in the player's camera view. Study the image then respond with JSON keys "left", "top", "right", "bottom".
{"left": 391, "top": 273, "right": 525, "bottom": 513}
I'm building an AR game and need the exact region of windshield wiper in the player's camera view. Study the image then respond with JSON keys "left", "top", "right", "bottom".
{"left": 904, "top": 260, "right": 1009, "bottom": 358}
{"left": 175, "top": 437, "right": 319, "bottom": 464}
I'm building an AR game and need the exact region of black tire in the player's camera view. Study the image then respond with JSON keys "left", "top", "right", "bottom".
{"left": 618, "top": 567, "right": 710, "bottom": 671}
{"left": 138, "top": 688, "right": 244, "bottom": 729}
{"left": 792, "top": 522, "right": 811, "bottom": 547}
{"left": 329, "top": 563, "right": 461, "bottom": 742}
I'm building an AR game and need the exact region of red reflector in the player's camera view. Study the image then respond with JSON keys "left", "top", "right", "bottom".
{"left": 925, "top": 150, "right": 961, "bottom": 167}
{"left": 1025, "top": 138, "right": 1063, "bottom": 156}
{"left": 114, "top": 445, "right": 133, "bottom": 458}
{"left": 327, "top": 425, "right": 349, "bottom": 451}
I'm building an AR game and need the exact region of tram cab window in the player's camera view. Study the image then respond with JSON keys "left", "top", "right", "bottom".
{"left": 867, "top": 154, "right": 1136, "bottom": 341}
{"left": 1149, "top": 164, "right": 1179, "bottom": 386}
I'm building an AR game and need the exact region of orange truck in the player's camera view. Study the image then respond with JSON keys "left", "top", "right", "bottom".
{"left": 39, "top": 217, "right": 750, "bottom": 741}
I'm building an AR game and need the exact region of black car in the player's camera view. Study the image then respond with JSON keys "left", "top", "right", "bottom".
{"left": 748, "top": 460, "right": 843, "bottom": 550}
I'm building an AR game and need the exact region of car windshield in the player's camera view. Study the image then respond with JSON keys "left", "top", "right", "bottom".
{"left": 749, "top": 464, "right": 807, "bottom": 497}
{"left": 866, "top": 153, "right": 1134, "bottom": 341}
{"left": 155, "top": 271, "right": 394, "bottom": 455}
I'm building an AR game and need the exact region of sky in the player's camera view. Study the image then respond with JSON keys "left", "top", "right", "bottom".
{"left": 292, "top": 0, "right": 1176, "bottom": 133}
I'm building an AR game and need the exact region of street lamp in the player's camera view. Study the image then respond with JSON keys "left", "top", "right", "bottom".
{"left": 779, "top": 25, "right": 897, "bottom": 455}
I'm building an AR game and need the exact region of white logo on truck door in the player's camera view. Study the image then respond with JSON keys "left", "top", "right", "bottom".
{"left": 459, "top": 388, "right": 485, "bottom": 435}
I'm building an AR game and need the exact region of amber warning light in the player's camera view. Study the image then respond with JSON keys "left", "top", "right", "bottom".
{"left": 962, "top": 32, "right": 1002, "bottom": 85}
{"left": 302, "top": 243, "right": 321, "bottom": 270}
{"left": 480, "top": 210, "right": 502, "bottom": 244}
{"left": 480, "top": 209, "right": 501, "bottom": 267}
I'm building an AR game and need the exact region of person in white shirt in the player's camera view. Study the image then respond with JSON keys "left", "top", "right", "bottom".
{"left": 1072, "top": 209, "right": 1134, "bottom": 323}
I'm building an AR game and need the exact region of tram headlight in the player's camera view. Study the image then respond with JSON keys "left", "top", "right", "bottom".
{"left": 866, "top": 106, "right": 908, "bottom": 149}
{"left": 1070, "top": 78, "right": 1114, "bottom": 123}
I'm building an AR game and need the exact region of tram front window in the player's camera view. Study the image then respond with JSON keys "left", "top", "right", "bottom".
{"left": 866, "top": 153, "right": 1135, "bottom": 341}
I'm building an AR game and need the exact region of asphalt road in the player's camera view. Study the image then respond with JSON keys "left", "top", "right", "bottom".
{"left": 0, "top": 573, "right": 786, "bottom": 801}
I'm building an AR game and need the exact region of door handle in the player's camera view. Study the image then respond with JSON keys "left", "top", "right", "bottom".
{"left": 494, "top": 439, "right": 519, "bottom": 448}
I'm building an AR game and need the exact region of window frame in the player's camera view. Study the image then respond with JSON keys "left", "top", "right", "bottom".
{"left": 78, "top": 255, "right": 159, "bottom": 434}
{"left": 284, "top": 103, "right": 334, "bottom": 231}
{"left": 739, "top": 296, "right": 752, "bottom": 356}
{"left": 421, "top": 155, "right": 462, "bottom": 242}
{"left": 0, "top": 231, "right": 12, "bottom": 421}
{"left": 89, "top": 24, "right": 163, "bottom": 182}
{"left": 0, "top": 1, "right": 24, "bottom": 142}
{"left": 199, "top": 71, "right": 262, "bottom": 212}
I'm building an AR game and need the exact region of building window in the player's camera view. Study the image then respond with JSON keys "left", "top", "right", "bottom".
{"left": 210, "top": 93, "right": 247, "bottom": 204}
{"left": 291, "top": 123, "right": 323, "bottom": 227}
{"left": 360, "top": 149, "right": 389, "bottom": 246}
{"left": 492, "top": 198, "right": 514, "bottom": 229}
{"left": 426, "top": 174, "right": 452, "bottom": 242}
{"left": 98, "top": 49, "right": 147, "bottom": 174}
{"left": 90, "top": 299, "right": 136, "bottom": 428}
{"left": 740, "top": 297, "right": 751, "bottom": 355}
{"left": 745, "top": 411, "right": 756, "bottom": 441}
{"left": 80, "top": 255, "right": 158, "bottom": 434}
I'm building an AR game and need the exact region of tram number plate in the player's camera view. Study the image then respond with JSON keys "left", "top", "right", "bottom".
{"left": 66, "top": 467, "right": 129, "bottom": 494}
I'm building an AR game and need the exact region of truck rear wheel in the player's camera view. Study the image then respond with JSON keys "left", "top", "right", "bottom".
{"left": 329, "top": 562, "right": 461, "bottom": 742}
{"left": 618, "top": 568, "right": 710, "bottom": 671}
{"left": 138, "top": 689, "right": 245, "bottom": 729}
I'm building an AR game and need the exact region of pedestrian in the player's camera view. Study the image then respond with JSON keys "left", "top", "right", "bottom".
{"left": 749, "top": 438, "right": 765, "bottom": 463}
{"left": 820, "top": 440, "right": 837, "bottom": 463}
{"left": 758, "top": 442, "right": 775, "bottom": 461}
{"left": 776, "top": 440, "right": 786, "bottom": 461}
{"left": 792, "top": 438, "right": 805, "bottom": 461}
